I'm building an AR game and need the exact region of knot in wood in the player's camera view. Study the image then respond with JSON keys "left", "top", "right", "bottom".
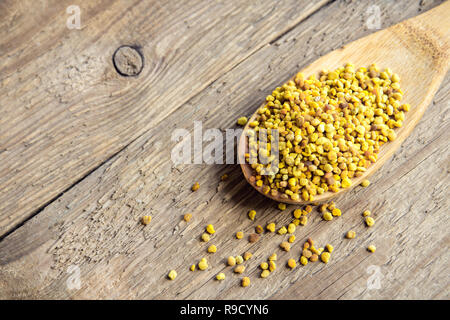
{"left": 113, "top": 45, "right": 144, "bottom": 76}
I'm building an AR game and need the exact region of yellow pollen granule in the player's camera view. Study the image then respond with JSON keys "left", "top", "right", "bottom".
{"left": 191, "top": 182, "right": 200, "bottom": 191}
{"left": 198, "top": 258, "right": 208, "bottom": 270}
{"left": 216, "top": 273, "right": 226, "bottom": 280}
{"left": 241, "top": 277, "right": 250, "bottom": 287}
{"left": 365, "top": 216, "right": 375, "bottom": 227}
{"left": 201, "top": 233, "right": 210, "bottom": 242}
{"left": 206, "top": 224, "right": 215, "bottom": 234}
{"left": 287, "top": 259, "right": 297, "bottom": 269}
{"left": 346, "top": 230, "right": 356, "bottom": 239}
{"left": 287, "top": 223, "right": 296, "bottom": 234}
{"left": 237, "top": 117, "right": 248, "bottom": 126}
{"left": 266, "top": 223, "right": 276, "bottom": 233}
{"left": 261, "top": 270, "right": 270, "bottom": 278}
{"left": 323, "top": 211, "right": 333, "bottom": 221}
{"left": 141, "top": 216, "right": 152, "bottom": 225}
{"left": 168, "top": 270, "right": 177, "bottom": 280}
{"left": 321, "top": 252, "right": 331, "bottom": 263}
{"left": 300, "top": 256, "right": 308, "bottom": 265}
{"left": 278, "top": 226, "right": 287, "bottom": 235}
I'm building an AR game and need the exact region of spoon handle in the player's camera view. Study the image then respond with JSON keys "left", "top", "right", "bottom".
{"left": 396, "top": 1, "right": 450, "bottom": 72}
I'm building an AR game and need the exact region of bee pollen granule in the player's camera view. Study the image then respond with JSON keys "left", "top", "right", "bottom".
{"left": 365, "top": 217, "right": 375, "bottom": 227}
{"left": 227, "top": 256, "right": 236, "bottom": 266}
{"left": 346, "top": 230, "right": 356, "bottom": 239}
{"left": 141, "top": 215, "right": 152, "bottom": 225}
{"left": 321, "top": 252, "right": 331, "bottom": 263}
{"left": 168, "top": 270, "right": 177, "bottom": 280}
{"left": 241, "top": 277, "right": 250, "bottom": 287}
{"left": 191, "top": 182, "right": 200, "bottom": 191}
{"left": 206, "top": 224, "right": 216, "bottom": 234}
{"left": 287, "top": 259, "right": 296, "bottom": 269}
{"left": 198, "top": 258, "right": 208, "bottom": 270}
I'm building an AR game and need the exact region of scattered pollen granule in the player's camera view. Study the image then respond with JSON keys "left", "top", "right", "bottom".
{"left": 206, "top": 224, "right": 216, "bottom": 234}
{"left": 280, "top": 241, "right": 291, "bottom": 252}
{"left": 261, "top": 270, "right": 270, "bottom": 278}
{"left": 227, "top": 256, "right": 236, "bottom": 266}
{"left": 234, "top": 265, "right": 245, "bottom": 274}
{"left": 365, "top": 216, "right": 375, "bottom": 227}
{"left": 141, "top": 215, "right": 152, "bottom": 225}
{"left": 241, "top": 277, "right": 250, "bottom": 287}
{"left": 287, "top": 259, "right": 297, "bottom": 269}
{"left": 198, "top": 258, "right": 208, "bottom": 270}
{"left": 201, "top": 233, "right": 210, "bottom": 242}
{"left": 269, "top": 260, "right": 276, "bottom": 272}
{"left": 237, "top": 116, "right": 248, "bottom": 126}
{"left": 287, "top": 223, "right": 296, "bottom": 234}
{"left": 248, "top": 233, "right": 260, "bottom": 243}
{"left": 323, "top": 211, "right": 333, "bottom": 221}
{"left": 346, "top": 230, "right": 356, "bottom": 239}
{"left": 168, "top": 270, "right": 177, "bottom": 280}
{"left": 266, "top": 223, "right": 276, "bottom": 233}
{"left": 326, "top": 244, "right": 334, "bottom": 253}
{"left": 278, "top": 226, "right": 287, "bottom": 235}
{"left": 300, "top": 256, "right": 308, "bottom": 266}
{"left": 191, "top": 182, "right": 200, "bottom": 191}
{"left": 321, "top": 252, "right": 331, "bottom": 263}
{"left": 216, "top": 273, "right": 226, "bottom": 280}
{"left": 255, "top": 225, "right": 264, "bottom": 234}
{"left": 248, "top": 210, "right": 256, "bottom": 221}
{"left": 360, "top": 179, "right": 370, "bottom": 187}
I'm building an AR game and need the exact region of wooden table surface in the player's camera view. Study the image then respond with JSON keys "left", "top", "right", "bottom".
{"left": 0, "top": 0, "right": 449, "bottom": 299}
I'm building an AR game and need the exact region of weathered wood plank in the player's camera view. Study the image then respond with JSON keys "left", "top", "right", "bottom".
{"left": 0, "top": 0, "right": 447, "bottom": 299}
{"left": 0, "top": 0, "right": 330, "bottom": 237}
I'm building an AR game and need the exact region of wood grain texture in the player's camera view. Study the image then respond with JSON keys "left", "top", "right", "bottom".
{"left": 0, "top": 0, "right": 330, "bottom": 237}
{"left": 0, "top": 0, "right": 448, "bottom": 300}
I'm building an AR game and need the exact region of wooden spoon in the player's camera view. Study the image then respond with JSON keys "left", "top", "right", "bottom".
{"left": 238, "top": 2, "right": 450, "bottom": 204}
